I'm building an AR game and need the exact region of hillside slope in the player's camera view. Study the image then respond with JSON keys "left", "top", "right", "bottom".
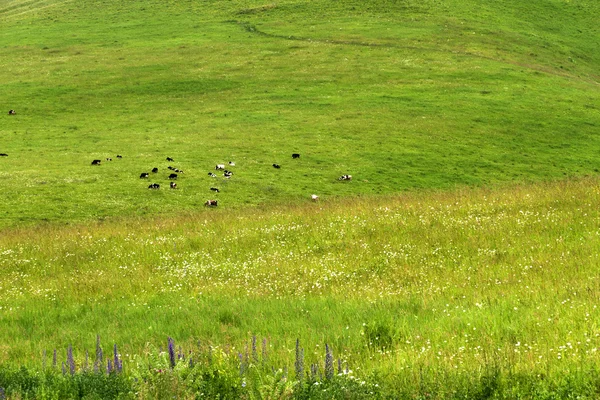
{"left": 0, "top": 0, "right": 599, "bottom": 225}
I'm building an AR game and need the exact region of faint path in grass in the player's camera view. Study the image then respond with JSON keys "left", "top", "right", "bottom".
{"left": 228, "top": 20, "right": 600, "bottom": 86}
{"left": 0, "top": 0, "right": 74, "bottom": 20}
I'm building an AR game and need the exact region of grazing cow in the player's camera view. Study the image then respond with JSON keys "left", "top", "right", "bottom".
{"left": 148, "top": 183, "right": 160, "bottom": 189}
{"left": 140, "top": 172, "right": 149, "bottom": 179}
{"left": 215, "top": 164, "right": 225, "bottom": 170}
{"left": 106, "top": 158, "right": 112, "bottom": 161}
{"left": 338, "top": 174, "right": 352, "bottom": 181}
{"left": 168, "top": 173, "right": 178, "bottom": 180}
{"left": 205, "top": 200, "right": 218, "bottom": 207}
{"left": 168, "top": 166, "right": 174, "bottom": 170}
{"left": 170, "top": 182, "right": 177, "bottom": 189}
{"left": 91, "top": 159, "right": 101, "bottom": 165}
{"left": 228, "top": 161, "right": 235, "bottom": 166}
{"left": 0, "top": 153, "right": 8, "bottom": 157}
{"left": 116, "top": 155, "right": 122, "bottom": 158}
{"left": 311, "top": 194, "right": 319, "bottom": 201}
{"left": 210, "top": 187, "right": 220, "bottom": 193}
{"left": 208, "top": 172, "right": 217, "bottom": 177}
{"left": 8, "top": 110, "right": 16, "bottom": 115}
{"left": 174, "top": 168, "right": 183, "bottom": 173}
{"left": 166, "top": 157, "right": 174, "bottom": 162}
{"left": 152, "top": 167, "right": 158, "bottom": 173}
{"left": 224, "top": 171, "right": 233, "bottom": 178}
{"left": 292, "top": 153, "right": 300, "bottom": 159}
{"left": 272, "top": 163, "right": 281, "bottom": 169}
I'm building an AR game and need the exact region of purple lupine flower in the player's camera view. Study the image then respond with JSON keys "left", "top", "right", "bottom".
{"left": 113, "top": 344, "right": 121, "bottom": 374}
{"left": 107, "top": 359, "right": 113, "bottom": 374}
{"left": 325, "top": 344, "right": 334, "bottom": 380}
{"left": 188, "top": 356, "right": 194, "bottom": 369}
{"left": 95, "top": 335, "right": 103, "bottom": 373}
{"left": 238, "top": 353, "right": 244, "bottom": 377}
{"left": 295, "top": 339, "right": 304, "bottom": 382}
{"left": 251, "top": 336, "right": 258, "bottom": 363}
{"left": 67, "top": 345, "right": 75, "bottom": 375}
{"left": 0, "top": 386, "right": 5, "bottom": 400}
{"left": 261, "top": 338, "right": 267, "bottom": 363}
{"left": 310, "top": 363, "right": 318, "bottom": 380}
{"left": 168, "top": 337, "right": 176, "bottom": 369}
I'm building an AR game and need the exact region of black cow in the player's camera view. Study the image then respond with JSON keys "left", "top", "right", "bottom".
{"left": 272, "top": 163, "right": 281, "bottom": 169}
{"left": 205, "top": 200, "right": 218, "bottom": 207}
{"left": 292, "top": 153, "right": 300, "bottom": 159}
{"left": 152, "top": 167, "right": 158, "bottom": 173}
{"left": 168, "top": 173, "right": 178, "bottom": 180}
{"left": 91, "top": 159, "right": 101, "bottom": 165}
{"left": 210, "top": 187, "right": 220, "bottom": 193}
{"left": 106, "top": 158, "right": 112, "bottom": 161}
{"left": 116, "top": 155, "right": 122, "bottom": 158}
{"left": 166, "top": 157, "right": 174, "bottom": 162}
{"left": 8, "top": 110, "right": 16, "bottom": 115}
{"left": 224, "top": 171, "right": 233, "bottom": 178}
{"left": 170, "top": 182, "right": 177, "bottom": 189}
{"left": 338, "top": 174, "right": 352, "bottom": 181}
{"left": 148, "top": 183, "right": 160, "bottom": 189}
{"left": 0, "top": 153, "right": 8, "bottom": 157}
{"left": 140, "top": 172, "right": 149, "bottom": 179}
{"left": 208, "top": 172, "right": 217, "bottom": 177}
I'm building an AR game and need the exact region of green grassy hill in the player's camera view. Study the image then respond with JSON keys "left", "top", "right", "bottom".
{"left": 1, "top": 0, "right": 599, "bottom": 226}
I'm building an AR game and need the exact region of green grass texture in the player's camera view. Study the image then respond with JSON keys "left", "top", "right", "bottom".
{"left": 1, "top": 0, "right": 599, "bottom": 226}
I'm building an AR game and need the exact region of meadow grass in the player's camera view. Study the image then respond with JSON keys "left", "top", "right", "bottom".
{"left": 2, "top": 0, "right": 600, "bottom": 396}
{"left": 0, "top": 0, "right": 599, "bottom": 226}
{"left": 1, "top": 177, "right": 599, "bottom": 397}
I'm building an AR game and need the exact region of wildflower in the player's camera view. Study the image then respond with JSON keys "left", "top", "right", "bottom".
{"left": 168, "top": 337, "right": 176, "bottom": 369}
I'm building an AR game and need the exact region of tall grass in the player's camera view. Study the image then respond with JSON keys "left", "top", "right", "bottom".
{"left": 1, "top": 177, "right": 599, "bottom": 396}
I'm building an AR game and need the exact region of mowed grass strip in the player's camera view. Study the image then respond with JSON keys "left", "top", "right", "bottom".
{"left": 0, "top": 177, "right": 599, "bottom": 382}
{"left": 0, "top": 0, "right": 599, "bottom": 226}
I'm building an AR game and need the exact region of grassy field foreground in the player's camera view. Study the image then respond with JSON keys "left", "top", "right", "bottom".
{"left": 1, "top": 177, "right": 600, "bottom": 397}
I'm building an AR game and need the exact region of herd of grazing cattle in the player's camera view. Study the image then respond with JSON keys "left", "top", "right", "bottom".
{"left": 86, "top": 152, "right": 353, "bottom": 207}
{"left": 5, "top": 109, "right": 353, "bottom": 208}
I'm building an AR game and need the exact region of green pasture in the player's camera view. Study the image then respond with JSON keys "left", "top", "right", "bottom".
{"left": 2, "top": 0, "right": 600, "bottom": 396}
{"left": 0, "top": 0, "right": 599, "bottom": 226}
{"left": 1, "top": 177, "right": 600, "bottom": 396}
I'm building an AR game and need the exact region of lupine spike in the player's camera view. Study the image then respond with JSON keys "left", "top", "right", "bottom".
{"left": 252, "top": 336, "right": 258, "bottom": 363}
{"left": 325, "top": 343, "right": 334, "bottom": 380}
{"left": 295, "top": 339, "right": 304, "bottom": 382}
{"left": 261, "top": 338, "right": 267, "bottom": 364}
{"left": 67, "top": 345, "right": 75, "bottom": 376}
{"left": 113, "top": 344, "right": 121, "bottom": 374}
{"left": 107, "top": 359, "right": 113, "bottom": 374}
{"left": 238, "top": 353, "right": 244, "bottom": 376}
{"left": 168, "top": 337, "right": 176, "bottom": 369}
{"left": 0, "top": 387, "right": 5, "bottom": 400}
